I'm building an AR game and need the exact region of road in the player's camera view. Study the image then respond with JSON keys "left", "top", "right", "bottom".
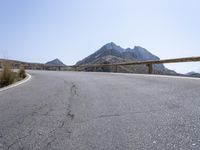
{"left": 0, "top": 70, "right": 200, "bottom": 150}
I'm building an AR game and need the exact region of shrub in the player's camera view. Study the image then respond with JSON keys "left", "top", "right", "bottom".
{"left": 18, "top": 65, "right": 26, "bottom": 79}
{"left": 0, "top": 72, "right": 2, "bottom": 82}
{"left": 0, "top": 63, "right": 15, "bottom": 87}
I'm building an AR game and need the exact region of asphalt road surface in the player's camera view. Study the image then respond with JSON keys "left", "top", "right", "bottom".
{"left": 0, "top": 70, "right": 200, "bottom": 150}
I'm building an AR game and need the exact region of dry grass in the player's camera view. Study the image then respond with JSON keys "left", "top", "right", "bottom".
{"left": 0, "top": 63, "right": 26, "bottom": 88}
{"left": 18, "top": 65, "right": 26, "bottom": 79}
{"left": 0, "top": 63, "right": 15, "bottom": 87}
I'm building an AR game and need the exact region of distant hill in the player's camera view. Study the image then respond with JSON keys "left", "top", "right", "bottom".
{"left": 186, "top": 72, "right": 200, "bottom": 78}
{"left": 0, "top": 58, "right": 51, "bottom": 70}
{"left": 0, "top": 59, "right": 43, "bottom": 67}
{"left": 0, "top": 58, "right": 68, "bottom": 70}
{"left": 76, "top": 42, "right": 177, "bottom": 75}
{"left": 0, "top": 59, "right": 28, "bottom": 64}
{"left": 46, "top": 59, "right": 66, "bottom": 66}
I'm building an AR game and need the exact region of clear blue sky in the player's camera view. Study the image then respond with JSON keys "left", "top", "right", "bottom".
{"left": 0, "top": 0, "right": 200, "bottom": 73}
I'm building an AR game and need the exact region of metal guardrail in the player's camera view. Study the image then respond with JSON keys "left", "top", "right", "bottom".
{"left": 1, "top": 56, "right": 200, "bottom": 74}
{"left": 72, "top": 56, "right": 200, "bottom": 74}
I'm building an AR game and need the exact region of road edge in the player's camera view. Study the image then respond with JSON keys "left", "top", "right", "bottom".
{"left": 86, "top": 71, "right": 200, "bottom": 80}
{"left": 121, "top": 73, "right": 200, "bottom": 80}
{"left": 0, "top": 73, "right": 32, "bottom": 92}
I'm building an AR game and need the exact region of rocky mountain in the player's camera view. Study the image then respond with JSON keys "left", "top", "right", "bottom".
{"left": 186, "top": 72, "right": 200, "bottom": 78}
{"left": 46, "top": 58, "right": 66, "bottom": 66}
{"left": 76, "top": 42, "right": 177, "bottom": 75}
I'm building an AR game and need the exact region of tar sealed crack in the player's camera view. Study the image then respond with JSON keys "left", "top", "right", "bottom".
{"left": 67, "top": 110, "right": 75, "bottom": 120}
{"left": 46, "top": 137, "right": 56, "bottom": 149}
{"left": 41, "top": 81, "right": 78, "bottom": 148}
{"left": 66, "top": 82, "right": 79, "bottom": 121}
{"left": 43, "top": 108, "right": 54, "bottom": 116}
{"left": 76, "top": 109, "right": 161, "bottom": 124}
{"left": 70, "top": 82, "right": 79, "bottom": 96}
{"left": 98, "top": 114, "right": 121, "bottom": 118}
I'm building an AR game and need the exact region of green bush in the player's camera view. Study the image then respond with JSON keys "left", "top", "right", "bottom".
{"left": 0, "top": 63, "right": 15, "bottom": 87}
{"left": 18, "top": 65, "right": 26, "bottom": 79}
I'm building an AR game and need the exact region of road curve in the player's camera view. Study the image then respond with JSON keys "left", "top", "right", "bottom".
{"left": 0, "top": 70, "right": 200, "bottom": 150}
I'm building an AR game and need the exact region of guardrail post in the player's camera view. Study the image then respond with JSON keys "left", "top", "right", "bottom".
{"left": 147, "top": 64, "right": 153, "bottom": 74}
{"left": 115, "top": 65, "right": 118, "bottom": 72}
{"left": 74, "top": 66, "right": 77, "bottom": 71}
{"left": 94, "top": 66, "right": 97, "bottom": 72}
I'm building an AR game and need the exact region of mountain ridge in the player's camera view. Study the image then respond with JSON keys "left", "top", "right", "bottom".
{"left": 76, "top": 42, "right": 177, "bottom": 75}
{"left": 186, "top": 71, "right": 200, "bottom": 78}
{"left": 77, "top": 42, "right": 161, "bottom": 64}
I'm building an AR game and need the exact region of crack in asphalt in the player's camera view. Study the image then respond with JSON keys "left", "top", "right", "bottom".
{"left": 43, "top": 108, "right": 54, "bottom": 116}
{"left": 16, "top": 103, "right": 48, "bottom": 125}
{"left": 42, "top": 119, "right": 73, "bottom": 149}
{"left": 2, "top": 80, "right": 79, "bottom": 149}
{"left": 70, "top": 82, "right": 79, "bottom": 96}
{"left": 40, "top": 81, "right": 79, "bottom": 149}
{"left": 98, "top": 114, "right": 121, "bottom": 118}
{"left": 76, "top": 109, "right": 161, "bottom": 124}
{"left": 1, "top": 102, "right": 58, "bottom": 149}
{"left": 46, "top": 137, "right": 56, "bottom": 149}
{"left": 7, "top": 129, "right": 33, "bottom": 150}
{"left": 67, "top": 82, "right": 78, "bottom": 120}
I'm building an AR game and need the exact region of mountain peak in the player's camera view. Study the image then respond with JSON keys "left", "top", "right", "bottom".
{"left": 103, "top": 42, "right": 124, "bottom": 52}
{"left": 46, "top": 58, "right": 66, "bottom": 66}
{"left": 76, "top": 42, "right": 177, "bottom": 75}
{"left": 104, "top": 42, "right": 117, "bottom": 47}
{"left": 54, "top": 58, "right": 60, "bottom": 61}
{"left": 76, "top": 42, "right": 162, "bottom": 65}
{"left": 133, "top": 46, "right": 160, "bottom": 60}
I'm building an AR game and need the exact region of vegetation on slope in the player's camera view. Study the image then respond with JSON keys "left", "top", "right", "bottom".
{"left": 18, "top": 65, "right": 26, "bottom": 79}
{"left": 0, "top": 63, "right": 26, "bottom": 88}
